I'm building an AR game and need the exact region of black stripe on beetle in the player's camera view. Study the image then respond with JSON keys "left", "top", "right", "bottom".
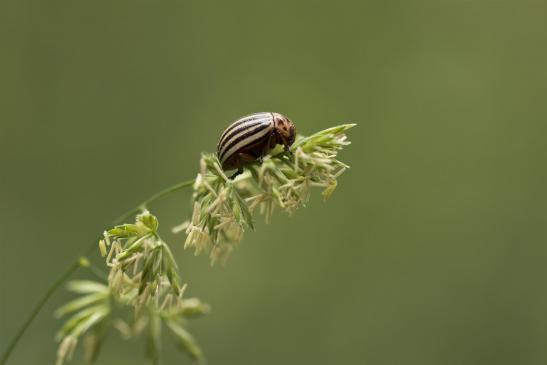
{"left": 217, "top": 112, "right": 296, "bottom": 174}
{"left": 217, "top": 112, "right": 271, "bottom": 146}
{"left": 217, "top": 118, "right": 270, "bottom": 156}
{"left": 219, "top": 122, "right": 272, "bottom": 162}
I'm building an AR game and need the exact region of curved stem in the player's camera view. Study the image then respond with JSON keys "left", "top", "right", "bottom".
{"left": 0, "top": 261, "right": 80, "bottom": 365}
{"left": 0, "top": 178, "right": 195, "bottom": 365}
{"left": 113, "top": 179, "right": 195, "bottom": 224}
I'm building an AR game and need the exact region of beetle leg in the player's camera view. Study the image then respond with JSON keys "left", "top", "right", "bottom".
{"left": 229, "top": 152, "right": 256, "bottom": 179}
{"left": 229, "top": 168, "right": 243, "bottom": 179}
{"left": 283, "top": 141, "right": 293, "bottom": 155}
{"left": 276, "top": 133, "right": 292, "bottom": 154}
{"left": 237, "top": 152, "right": 256, "bottom": 163}
{"left": 261, "top": 132, "right": 276, "bottom": 161}
{"left": 258, "top": 135, "right": 272, "bottom": 163}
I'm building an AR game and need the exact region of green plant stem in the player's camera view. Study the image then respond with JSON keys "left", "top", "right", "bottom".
{"left": 0, "top": 179, "right": 195, "bottom": 365}
{"left": 113, "top": 179, "right": 195, "bottom": 224}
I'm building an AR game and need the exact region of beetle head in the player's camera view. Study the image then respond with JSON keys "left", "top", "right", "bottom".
{"left": 272, "top": 113, "right": 296, "bottom": 148}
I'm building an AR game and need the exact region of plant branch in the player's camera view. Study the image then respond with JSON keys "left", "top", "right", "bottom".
{"left": 0, "top": 179, "right": 195, "bottom": 365}
{"left": 113, "top": 179, "right": 195, "bottom": 224}
{"left": 0, "top": 261, "right": 80, "bottom": 365}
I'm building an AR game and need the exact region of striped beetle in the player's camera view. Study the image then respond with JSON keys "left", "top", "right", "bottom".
{"left": 217, "top": 112, "right": 296, "bottom": 174}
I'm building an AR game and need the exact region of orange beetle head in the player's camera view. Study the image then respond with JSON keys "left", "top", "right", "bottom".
{"left": 272, "top": 113, "right": 296, "bottom": 148}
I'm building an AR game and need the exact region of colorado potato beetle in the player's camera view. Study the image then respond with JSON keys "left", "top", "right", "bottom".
{"left": 217, "top": 112, "right": 296, "bottom": 173}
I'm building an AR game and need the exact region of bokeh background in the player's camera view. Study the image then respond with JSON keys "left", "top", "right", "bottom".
{"left": 1, "top": 0, "right": 546, "bottom": 364}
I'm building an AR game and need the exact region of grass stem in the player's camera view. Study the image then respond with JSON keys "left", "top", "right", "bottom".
{"left": 0, "top": 179, "right": 195, "bottom": 365}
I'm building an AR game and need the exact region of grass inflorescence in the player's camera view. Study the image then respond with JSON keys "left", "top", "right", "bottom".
{"left": 176, "top": 124, "right": 355, "bottom": 265}
{"left": 53, "top": 123, "right": 355, "bottom": 365}
{"left": 55, "top": 211, "right": 209, "bottom": 365}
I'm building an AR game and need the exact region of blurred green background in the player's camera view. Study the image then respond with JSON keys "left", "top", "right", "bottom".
{"left": 1, "top": 0, "right": 546, "bottom": 364}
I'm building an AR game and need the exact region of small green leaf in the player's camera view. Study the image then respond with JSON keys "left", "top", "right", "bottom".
{"left": 71, "top": 308, "right": 109, "bottom": 338}
{"left": 56, "top": 305, "right": 108, "bottom": 339}
{"left": 322, "top": 180, "right": 338, "bottom": 200}
{"left": 232, "top": 190, "right": 254, "bottom": 230}
{"left": 117, "top": 234, "right": 150, "bottom": 261}
{"left": 107, "top": 224, "right": 140, "bottom": 238}
{"left": 162, "top": 244, "right": 181, "bottom": 294}
{"left": 66, "top": 281, "right": 109, "bottom": 294}
{"left": 55, "top": 292, "right": 110, "bottom": 318}
{"left": 146, "top": 310, "right": 162, "bottom": 364}
{"left": 292, "top": 123, "right": 356, "bottom": 151}
{"left": 138, "top": 211, "right": 159, "bottom": 233}
{"left": 83, "top": 324, "right": 107, "bottom": 365}
{"left": 166, "top": 320, "right": 204, "bottom": 361}
{"left": 139, "top": 253, "right": 155, "bottom": 295}
{"left": 179, "top": 298, "right": 211, "bottom": 318}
